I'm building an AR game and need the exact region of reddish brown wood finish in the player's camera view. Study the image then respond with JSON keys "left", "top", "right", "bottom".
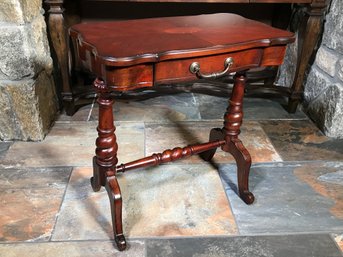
{"left": 45, "top": 0, "right": 329, "bottom": 115}
{"left": 70, "top": 13, "right": 294, "bottom": 67}
{"left": 155, "top": 48, "right": 262, "bottom": 84}
{"left": 116, "top": 140, "right": 226, "bottom": 173}
{"left": 70, "top": 13, "right": 294, "bottom": 91}
{"left": 91, "top": 78, "right": 126, "bottom": 250}
{"left": 70, "top": 13, "right": 295, "bottom": 251}
{"left": 222, "top": 72, "right": 254, "bottom": 204}
{"left": 200, "top": 72, "right": 254, "bottom": 204}
{"left": 105, "top": 176, "right": 126, "bottom": 251}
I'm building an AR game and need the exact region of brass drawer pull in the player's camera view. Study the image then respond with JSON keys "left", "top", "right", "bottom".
{"left": 189, "top": 57, "right": 234, "bottom": 79}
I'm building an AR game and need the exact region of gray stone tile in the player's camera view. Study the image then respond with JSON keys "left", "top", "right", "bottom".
{"left": 195, "top": 94, "right": 307, "bottom": 120}
{"left": 318, "top": 170, "right": 343, "bottom": 186}
{"left": 0, "top": 167, "right": 71, "bottom": 242}
{"left": 56, "top": 103, "right": 94, "bottom": 122}
{"left": 0, "top": 142, "right": 12, "bottom": 158}
{"left": 145, "top": 121, "right": 281, "bottom": 164}
{"left": 90, "top": 93, "right": 201, "bottom": 122}
{"left": 0, "top": 240, "right": 145, "bottom": 257}
{"left": 146, "top": 234, "right": 342, "bottom": 257}
{"left": 0, "top": 167, "right": 71, "bottom": 190}
{"left": 220, "top": 162, "right": 343, "bottom": 234}
{"left": 52, "top": 165, "right": 237, "bottom": 241}
{"left": 0, "top": 122, "right": 144, "bottom": 167}
{"left": 260, "top": 120, "right": 343, "bottom": 161}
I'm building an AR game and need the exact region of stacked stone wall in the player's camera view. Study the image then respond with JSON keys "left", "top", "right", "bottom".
{"left": 0, "top": 0, "right": 58, "bottom": 141}
{"left": 305, "top": 0, "right": 343, "bottom": 138}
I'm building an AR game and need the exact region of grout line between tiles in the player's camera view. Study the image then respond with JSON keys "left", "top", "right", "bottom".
{"left": 257, "top": 120, "right": 285, "bottom": 162}
{"left": 48, "top": 166, "right": 74, "bottom": 242}
{"left": 1, "top": 160, "right": 343, "bottom": 171}
{"left": 2, "top": 231, "right": 340, "bottom": 245}
{"left": 1, "top": 231, "right": 343, "bottom": 252}
{"left": 87, "top": 97, "right": 97, "bottom": 122}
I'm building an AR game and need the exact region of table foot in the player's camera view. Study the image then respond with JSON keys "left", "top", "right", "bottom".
{"left": 287, "top": 98, "right": 299, "bottom": 114}
{"left": 63, "top": 98, "right": 77, "bottom": 116}
{"left": 240, "top": 191, "right": 255, "bottom": 205}
{"left": 115, "top": 234, "right": 127, "bottom": 251}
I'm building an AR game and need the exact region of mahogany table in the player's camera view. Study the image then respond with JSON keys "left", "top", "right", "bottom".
{"left": 69, "top": 13, "right": 295, "bottom": 251}
{"left": 45, "top": 0, "right": 329, "bottom": 115}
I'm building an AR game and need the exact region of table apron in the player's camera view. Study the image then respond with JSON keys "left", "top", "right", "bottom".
{"left": 96, "top": 46, "right": 287, "bottom": 91}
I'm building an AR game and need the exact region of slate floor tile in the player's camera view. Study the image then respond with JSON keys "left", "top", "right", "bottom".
{"left": 145, "top": 234, "right": 343, "bottom": 257}
{"left": 293, "top": 162, "right": 343, "bottom": 223}
{"left": 145, "top": 121, "right": 282, "bottom": 164}
{"left": 0, "top": 122, "right": 144, "bottom": 167}
{"left": 221, "top": 162, "right": 343, "bottom": 234}
{"left": 56, "top": 103, "right": 94, "bottom": 122}
{"left": 52, "top": 165, "right": 237, "bottom": 241}
{"left": 89, "top": 93, "right": 201, "bottom": 122}
{"left": 0, "top": 240, "right": 145, "bottom": 257}
{"left": 0, "top": 167, "right": 71, "bottom": 242}
{"left": 195, "top": 94, "right": 307, "bottom": 120}
{"left": 260, "top": 120, "right": 343, "bottom": 161}
{"left": 0, "top": 142, "right": 12, "bottom": 158}
{"left": 3, "top": 91, "right": 342, "bottom": 256}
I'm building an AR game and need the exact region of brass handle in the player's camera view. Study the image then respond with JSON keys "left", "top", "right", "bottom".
{"left": 189, "top": 57, "right": 234, "bottom": 79}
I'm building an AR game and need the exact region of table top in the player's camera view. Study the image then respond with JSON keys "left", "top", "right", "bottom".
{"left": 70, "top": 13, "right": 294, "bottom": 67}
{"left": 86, "top": 0, "right": 313, "bottom": 3}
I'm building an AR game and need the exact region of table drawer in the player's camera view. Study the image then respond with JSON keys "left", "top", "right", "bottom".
{"left": 104, "top": 64, "right": 154, "bottom": 91}
{"left": 154, "top": 48, "right": 263, "bottom": 84}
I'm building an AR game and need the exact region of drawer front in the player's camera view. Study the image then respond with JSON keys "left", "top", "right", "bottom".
{"left": 154, "top": 48, "right": 263, "bottom": 84}
{"left": 104, "top": 64, "right": 154, "bottom": 91}
{"left": 71, "top": 36, "right": 154, "bottom": 91}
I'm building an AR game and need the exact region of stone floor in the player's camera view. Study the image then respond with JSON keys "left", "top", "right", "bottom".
{"left": 0, "top": 90, "right": 343, "bottom": 256}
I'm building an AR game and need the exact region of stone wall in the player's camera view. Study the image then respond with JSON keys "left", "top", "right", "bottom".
{"left": 272, "top": 0, "right": 342, "bottom": 138}
{"left": 304, "top": 0, "right": 343, "bottom": 138}
{"left": 0, "top": 0, "right": 58, "bottom": 141}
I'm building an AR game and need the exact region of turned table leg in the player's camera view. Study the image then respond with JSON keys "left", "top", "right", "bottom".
{"left": 91, "top": 78, "right": 127, "bottom": 251}
{"left": 222, "top": 72, "right": 254, "bottom": 204}
{"left": 201, "top": 72, "right": 254, "bottom": 204}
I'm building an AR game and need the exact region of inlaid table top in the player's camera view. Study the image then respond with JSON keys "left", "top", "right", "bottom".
{"left": 70, "top": 13, "right": 295, "bottom": 67}
{"left": 70, "top": 13, "right": 295, "bottom": 91}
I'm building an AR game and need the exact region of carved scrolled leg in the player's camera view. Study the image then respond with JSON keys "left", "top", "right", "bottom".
{"left": 105, "top": 175, "right": 127, "bottom": 251}
{"left": 91, "top": 78, "right": 125, "bottom": 250}
{"left": 225, "top": 139, "right": 254, "bottom": 204}
{"left": 199, "top": 128, "right": 224, "bottom": 162}
{"left": 222, "top": 72, "right": 254, "bottom": 204}
{"left": 288, "top": 2, "right": 327, "bottom": 113}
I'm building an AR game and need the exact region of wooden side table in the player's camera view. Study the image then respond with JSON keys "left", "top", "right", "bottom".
{"left": 69, "top": 13, "right": 295, "bottom": 251}
{"left": 45, "top": 0, "right": 329, "bottom": 115}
